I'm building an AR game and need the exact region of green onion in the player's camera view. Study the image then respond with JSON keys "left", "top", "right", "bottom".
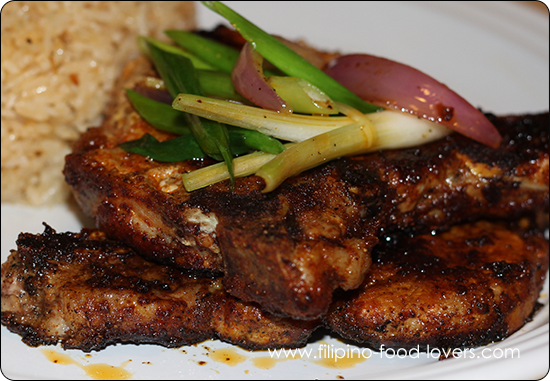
{"left": 256, "top": 122, "right": 375, "bottom": 192}
{"left": 267, "top": 76, "right": 339, "bottom": 115}
{"left": 139, "top": 73, "right": 248, "bottom": 103}
{"left": 172, "top": 94, "right": 350, "bottom": 142}
{"left": 196, "top": 70, "right": 248, "bottom": 102}
{"left": 147, "top": 42, "right": 200, "bottom": 99}
{"left": 181, "top": 109, "right": 452, "bottom": 191}
{"left": 127, "top": 89, "right": 282, "bottom": 157}
{"left": 138, "top": 35, "right": 216, "bottom": 71}
{"left": 182, "top": 143, "right": 295, "bottom": 191}
{"left": 147, "top": 42, "right": 235, "bottom": 182}
{"left": 257, "top": 104, "right": 451, "bottom": 192}
{"left": 165, "top": 30, "right": 240, "bottom": 74}
{"left": 122, "top": 2, "right": 453, "bottom": 193}
{"left": 227, "top": 127, "right": 286, "bottom": 155}
{"left": 201, "top": 1, "right": 380, "bottom": 114}
{"left": 125, "top": 89, "right": 192, "bottom": 135}
{"left": 255, "top": 101, "right": 377, "bottom": 192}
{"left": 119, "top": 129, "right": 281, "bottom": 163}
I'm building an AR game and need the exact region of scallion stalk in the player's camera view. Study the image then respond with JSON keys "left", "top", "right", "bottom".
{"left": 125, "top": 89, "right": 192, "bottom": 135}
{"left": 227, "top": 127, "right": 286, "bottom": 155}
{"left": 172, "top": 94, "right": 351, "bottom": 142}
{"left": 256, "top": 108, "right": 452, "bottom": 192}
{"left": 165, "top": 29, "right": 240, "bottom": 74}
{"left": 124, "top": 92, "right": 284, "bottom": 159}
{"left": 196, "top": 70, "right": 249, "bottom": 102}
{"left": 147, "top": 42, "right": 235, "bottom": 182}
{"left": 201, "top": 1, "right": 380, "bottom": 114}
{"left": 182, "top": 143, "right": 295, "bottom": 191}
{"left": 140, "top": 72, "right": 248, "bottom": 103}
{"left": 181, "top": 110, "right": 452, "bottom": 192}
{"left": 267, "top": 76, "right": 339, "bottom": 115}
{"left": 256, "top": 119, "right": 376, "bottom": 192}
{"left": 119, "top": 129, "right": 283, "bottom": 163}
{"left": 138, "top": 35, "right": 216, "bottom": 71}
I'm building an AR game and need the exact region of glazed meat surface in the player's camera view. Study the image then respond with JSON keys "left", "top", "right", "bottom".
{"left": 0, "top": 225, "right": 316, "bottom": 352}
{"left": 325, "top": 220, "right": 549, "bottom": 350}
{"left": 63, "top": 54, "right": 549, "bottom": 320}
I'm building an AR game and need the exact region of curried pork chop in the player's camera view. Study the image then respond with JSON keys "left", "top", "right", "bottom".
{"left": 325, "top": 220, "right": 549, "bottom": 350}
{"left": 63, "top": 52, "right": 549, "bottom": 320}
{"left": 0, "top": 224, "right": 316, "bottom": 352}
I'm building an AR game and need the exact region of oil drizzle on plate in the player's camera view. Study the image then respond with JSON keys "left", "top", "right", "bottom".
{"left": 208, "top": 347, "right": 248, "bottom": 367}
{"left": 250, "top": 355, "right": 289, "bottom": 370}
{"left": 40, "top": 348, "right": 134, "bottom": 380}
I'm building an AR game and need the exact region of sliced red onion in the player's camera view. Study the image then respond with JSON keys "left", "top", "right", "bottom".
{"left": 325, "top": 54, "right": 502, "bottom": 148}
{"left": 232, "top": 42, "right": 291, "bottom": 113}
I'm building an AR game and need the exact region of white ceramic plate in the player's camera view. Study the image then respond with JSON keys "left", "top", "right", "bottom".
{"left": 1, "top": 1, "right": 548, "bottom": 380}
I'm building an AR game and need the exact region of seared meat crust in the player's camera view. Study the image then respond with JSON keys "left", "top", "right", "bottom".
{"left": 0, "top": 225, "right": 316, "bottom": 352}
{"left": 2, "top": 221, "right": 546, "bottom": 352}
{"left": 64, "top": 56, "right": 549, "bottom": 320}
{"left": 325, "top": 220, "right": 549, "bottom": 350}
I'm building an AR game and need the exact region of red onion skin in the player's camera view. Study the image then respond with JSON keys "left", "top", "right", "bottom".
{"left": 325, "top": 54, "right": 502, "bottom": 148}
{"left": 232, "top": 42, "right": 290, "bottom": 113}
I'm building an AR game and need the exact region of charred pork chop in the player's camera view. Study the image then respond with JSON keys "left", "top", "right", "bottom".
{"left": 1, "top": 221, "right": 547, "bottom": 352}
{"left": 0, "top": 225, "right": 316, "bottom": 352}
{"left": 325, "top": 220, "right": 549, "bottom": 350}
{"left": 64, "top": 53, "right": 549, "bottom": 320}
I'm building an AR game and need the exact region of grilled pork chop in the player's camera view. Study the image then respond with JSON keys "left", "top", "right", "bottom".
{"left": 325, "top": 220, "right": 549, "bottom": 350}
{"left": 2, "top": 221, "right": 546, "bottom": 352}
{"left": 63, "top": 53, "right": 549, "bottom": 320}
{"left": 0, "top": 224, "right": 316, "bottom": 352}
